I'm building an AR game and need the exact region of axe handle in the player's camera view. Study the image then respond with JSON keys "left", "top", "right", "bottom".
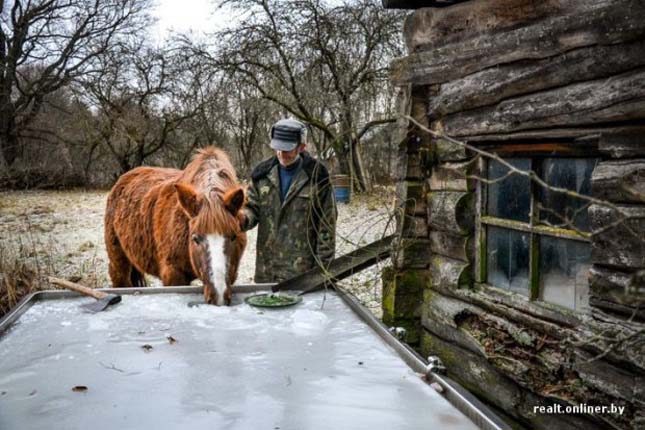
{"left": 48, "top": 277, "right": 108, "bottom": 300}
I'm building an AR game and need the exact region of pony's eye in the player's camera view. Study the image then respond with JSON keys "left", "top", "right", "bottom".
{"left": 230, "top": 234, "right": 237, "bottom": 242}
{"left": 192, "top": 234, "right": 203, "bottom": 244}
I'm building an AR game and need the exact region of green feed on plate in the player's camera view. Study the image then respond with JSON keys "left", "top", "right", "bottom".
{"left": 245, "top": 293, "right": 302, "bottom": 308}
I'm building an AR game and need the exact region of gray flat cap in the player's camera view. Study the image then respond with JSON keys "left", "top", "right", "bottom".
{"left": 270, "top": 119, "right": 306, "bottom": 151}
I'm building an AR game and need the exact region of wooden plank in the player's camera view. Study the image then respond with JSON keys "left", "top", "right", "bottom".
{"left": 592, "top": 160, "right": 645, "bottom": 204}
{"left": 392, "top": 0, "right": 645, "bottom": 86}
{"left": 428, "top": 40, "right": 645, "bottom": 117}
{"left": 271, "top": 235, "right": 394, "bottom": 293}
{"left": 438, "top": 68, "right": 645, "bottom": 137}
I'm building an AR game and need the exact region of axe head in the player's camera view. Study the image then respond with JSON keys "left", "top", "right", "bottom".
{"left": 81, "top": 294, "right": 122, "bottom": 313}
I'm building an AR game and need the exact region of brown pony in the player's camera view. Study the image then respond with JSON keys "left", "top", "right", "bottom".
{"left": 104, "top": 147, "right": 247, "bottom": 305}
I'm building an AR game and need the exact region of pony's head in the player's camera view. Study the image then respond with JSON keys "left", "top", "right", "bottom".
{"left": 174, "top": 182, "right": 247, "bottom": 306}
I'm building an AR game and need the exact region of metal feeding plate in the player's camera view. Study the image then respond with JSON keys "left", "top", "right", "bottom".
{"left": 0, "top": 291, "right": 477, "bottom": 430}
{"left": 244, "top": 292, "right": 303, "bottom": 308}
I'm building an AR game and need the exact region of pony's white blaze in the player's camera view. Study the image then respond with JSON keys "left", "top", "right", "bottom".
{"left": 206, "top": 234, "right": 228, "bottom": 305}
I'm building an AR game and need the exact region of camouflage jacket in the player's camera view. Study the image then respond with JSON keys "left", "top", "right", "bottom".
{"left": 242, "top": 152, "right": 337, "bottom": 283}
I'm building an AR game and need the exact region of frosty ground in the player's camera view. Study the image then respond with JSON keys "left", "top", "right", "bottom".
{"left": 0, "top": 189, "right": 395, "bottom": 318}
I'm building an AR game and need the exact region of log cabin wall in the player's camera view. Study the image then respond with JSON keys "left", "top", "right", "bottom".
{"left": 383, "top": 0, "right": 645, "bottom": 429}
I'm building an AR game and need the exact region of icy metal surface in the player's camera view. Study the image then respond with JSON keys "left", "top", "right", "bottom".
{"left": 0, "top": 291, "right": 477, "bottom": 430}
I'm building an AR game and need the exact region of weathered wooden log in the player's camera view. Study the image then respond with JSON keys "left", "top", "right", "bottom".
{"left": 427, "top": 191, "right": 474, "bottom": 234}
{"left": 590, "top": 296, "right": 645, "bottom": 322}
{"left": 429, "top": 40, "right": 645, "bottom": 117}
{"left": 395, "top": 180, "right": 427, "bottom": 216}
{"left": 382, "top": 0, "right": 466, "bottom": 9}
{"left": 590, "top": 204, "right": 645, "bottom": 269}
{"left": 420, "top": 329, "right": 524, "bottom": 413}
{"left": 391, "top": 85, "right": 412, "bottom": 146}
{"left": 422, "top": 293, "right": 490, "bottom": 356}
{"left": 439, "top": 283, "right": 580, "bottom": 335}
{"left": 383, "top": 268, "right": 428, "bottom": 319}
{"left": 589, "top": 265, "right": 645, "bottom": 320}
{"left": 573, "top": 349, "right": 645, "bottom": 405}
{"left": 394, "top": 146, "right": 431, "bottom": 181}
{"left": 429, "top": 254, "right": 471, "bottom": 289}
{"left": 423, "top": 293, "right": 640, "bottom": 407}
{"left": 426, "top": 287, "right": 645, "bottom": 407}
{"left": 592, "top": 160, "right": 645, "bottom": 204}
{"left": 438, "top": 68, "right": 645, "bottom": 137}
{"left": 431, "top": 281, "right": 645, "bottom": 373}
{"left": 463, "top": 125, "right": 643, "bottom": 143}
{"left": 428, "top": 160, "right": 476, "bottom": 192}
{"left": 400, "top": 214, "right": 429, "bottom": 238}
{"left": 429, "top": 230, "right": 473, "bottom": 262}
{"left": 392, "top": 0, "right": 645, "bottom": 86}
{"left": 433, "top": 137, "right": 470, "bottom": 162}
{"left": 421, "top": 327, "right": 616, "bottom": 430}
{"left": 599, "top": 128, "right": 645, "bottom": 158}
{"left": 423, "top": 292, "right": 554, "bottom": 359}
{"left": 403, "top": 0, "right": 567, "bottom": 52}
{"left": 393, "top": 238, "right": 431, "bottom": 269}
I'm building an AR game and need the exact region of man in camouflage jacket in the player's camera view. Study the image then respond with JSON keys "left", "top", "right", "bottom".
{"left": 242, "top": 119, "right": 337, "bottom": 283}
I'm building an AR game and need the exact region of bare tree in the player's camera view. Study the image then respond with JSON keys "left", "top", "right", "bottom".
{"left": 78, "top": 41, "right": 200, "bottom": 175}
{"left": 0, "top": 0, "right": 152, "bottom": 168}
{"left": 185, "top": 0, "right": 404, "bottom": 191}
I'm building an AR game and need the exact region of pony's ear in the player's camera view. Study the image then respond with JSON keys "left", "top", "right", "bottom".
{"left": 174, "top": 183, "right": 203, "bottom": 218}
{"left": 223, "top": 187, "right": 245, "bottom": 215}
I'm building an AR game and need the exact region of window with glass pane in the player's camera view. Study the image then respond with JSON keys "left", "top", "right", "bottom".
{"left": 487, "top": 159, "right": 531, "bottom": 222}
{"left": 538, "top": 158, "right": 596, "bottom": 232}
{"left": 486, "top": 226, "right": 530, "bottom": 296}
{"left": 482, "top": 156, "right": 598, "bottom": 311}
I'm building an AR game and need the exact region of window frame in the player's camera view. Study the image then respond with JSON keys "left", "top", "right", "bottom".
{"left": 474, "top": 143, "right": 599, "bottom": 308}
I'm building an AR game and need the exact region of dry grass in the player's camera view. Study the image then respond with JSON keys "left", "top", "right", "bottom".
{"left": 0, "top": 190, "right": 109, "bottom": 318}
{"left": 0, "top": 246, "right": 39, "bottom": 318}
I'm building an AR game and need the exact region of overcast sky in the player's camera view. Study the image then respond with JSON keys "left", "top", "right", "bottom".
{"left": 153, "top": 0, "right": 223, "bottom": 40}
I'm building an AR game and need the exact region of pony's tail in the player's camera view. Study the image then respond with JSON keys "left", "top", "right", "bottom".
{"left": 130, "top": 268, "right": 147, "bottom": 288}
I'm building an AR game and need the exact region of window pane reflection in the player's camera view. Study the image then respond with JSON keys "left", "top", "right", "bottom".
{"left": 486, "top": 226, "right": 530, "bottom": 296}
{"left": 538, "top": 158, "right": 598, "bottom": 232}
{"left": 487, "top": 158, "right": 531, "bottom": 222}
{"left": 539, "top": 236, "right": 591, "bottom": 311}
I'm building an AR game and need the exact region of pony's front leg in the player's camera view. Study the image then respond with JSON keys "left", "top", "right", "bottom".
{"left": 160, "top": 267, "right": 191, "bottom": 287}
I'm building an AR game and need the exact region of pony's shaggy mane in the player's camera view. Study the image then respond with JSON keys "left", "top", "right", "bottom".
{"left": 180, "top": 146, "right": 243, "bottom": 236}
